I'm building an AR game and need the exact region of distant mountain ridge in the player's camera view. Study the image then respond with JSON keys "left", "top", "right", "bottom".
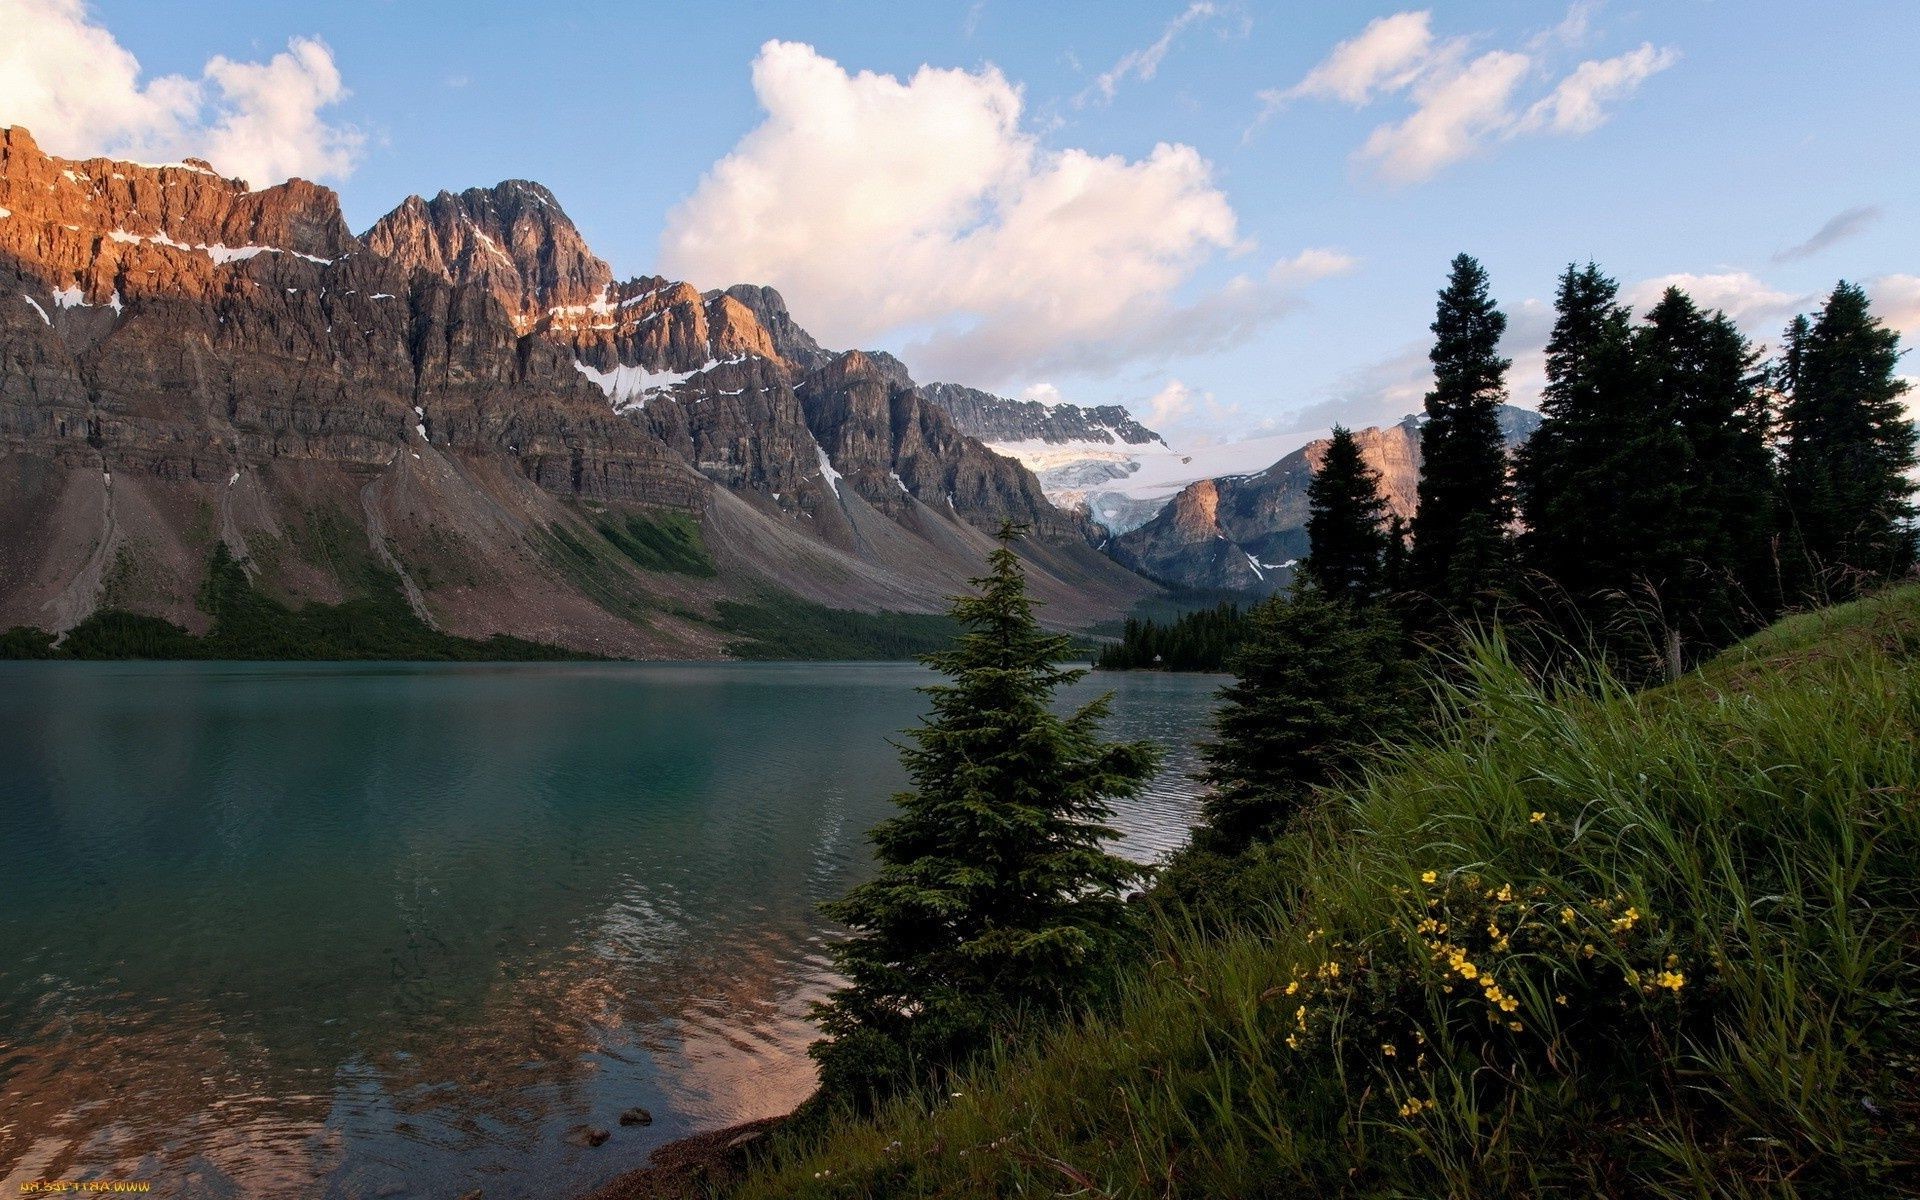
{"left": 0, "top": 125, "right": 1151, "bottom": 656}
{"left": 1111, "top": 407, "right": 1543, "bottom": 593}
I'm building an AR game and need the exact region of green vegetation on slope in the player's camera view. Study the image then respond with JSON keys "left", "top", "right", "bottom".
{"left": 715, "top": 593, "right": 962, "bottom": 661}
{"left": 594, "top": 510, "right": 718, "bottom": 577}
{"left": 732, "top": 586, "right": 1920, "bottom": 1198}
{"left": 1, "top": 544, "right": 585, "bottom": 661}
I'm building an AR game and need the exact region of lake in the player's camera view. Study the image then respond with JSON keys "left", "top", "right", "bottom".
{"left": 0, "top": 661, "right": 1221, "bottom": 1199}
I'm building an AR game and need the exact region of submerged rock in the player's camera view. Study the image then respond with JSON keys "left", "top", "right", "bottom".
{"left": 566, "top": 1124, "right": 611, "bottom": 1148}
{"left": 617, "top": 1106, "right": 653, "bottom": 1126}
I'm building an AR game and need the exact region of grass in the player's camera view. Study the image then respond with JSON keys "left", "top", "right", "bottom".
{"left": 729, "top": 585, "right": 1920, "bottom": 1198}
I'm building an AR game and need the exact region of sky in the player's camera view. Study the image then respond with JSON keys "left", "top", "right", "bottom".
{"left": 2, "top": 0, "right": 1915, "bottom": 447}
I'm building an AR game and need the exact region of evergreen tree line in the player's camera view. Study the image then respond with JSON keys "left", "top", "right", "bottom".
{"left": 1173, "top": 254, "right": 1914, "bottom": 876}
{"left": 1092, "top": 602, "right": 1246, "bottom": 671}
{"left": 1426, "top": 255, "right": 1916, "bottom": 670}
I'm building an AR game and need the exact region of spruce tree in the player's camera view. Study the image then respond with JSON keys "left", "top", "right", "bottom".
{"left": 1636, "top": 288, "right": 1778, "bottom": 650}
{"left": 1410, "top": 254, "right": 1515, "bottom": 625}
{"left": 1778, "top": 281, "right": 1917, "bottom": 596}
{"left": 1304, "top": 426, "right": 1390, "bottom": 605}
{"left": 811, "top": 524, "right": 1161, "bottom": 1109}
{"left": 1515, "top": 262, "right": 1677, "bottom": 620}
{"left": 1196, "top": 582, "right": 1408, "bottom": 855}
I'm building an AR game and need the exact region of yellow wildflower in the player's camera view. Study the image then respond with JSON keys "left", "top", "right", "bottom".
{"left": 1560, "top": 907, "right": 1576, "bottom": 926}
{"left": 1655, "top": 969, "right": 1685, "bottom": 992}
{"left": 1421, "top": 870, "right": 1438, "bottom": 885}
{"left": 1529, "top": 811, "right": 1546, "bottom": 824}
{"left": 1382, "top": 1043, "right": 1397, "bottom": 1057}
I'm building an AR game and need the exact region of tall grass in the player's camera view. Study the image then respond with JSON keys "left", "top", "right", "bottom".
{"left": 733, "top": 586, "right": 1920, "bottom": 1198}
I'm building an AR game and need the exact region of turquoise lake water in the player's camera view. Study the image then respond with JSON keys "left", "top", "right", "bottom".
{"left": 0, "top": 661, "right": 1221, "bottom": 1199}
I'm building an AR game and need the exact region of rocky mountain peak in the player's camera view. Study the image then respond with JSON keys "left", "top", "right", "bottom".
{"left": 712, "top": 284, "right": 832, "bottom": 371}
{"left": 361, "top": 179, "right": 612, "bottom": 328}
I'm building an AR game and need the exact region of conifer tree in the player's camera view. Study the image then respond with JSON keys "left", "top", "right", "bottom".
{"left": 1410, "top": 254, "right": 1515, "bottom": 625}
{"left": 1381, "top": 514, "right": 1410, "bottom": 597}
{"left": 811, "top": 524, "right": 1161, "bottom": 1109}
{"left": 1196, "top": 582, "right": 1408, "bottom": 855}
{"left": 1636, "top": 288, "right": 1778, "bottom": 648}
{"left": 1778, "top": 281, "right": 1918, "bottom": 595}
{"left": 1304, "top": 426, "right": 1390, "bottom": 604}
{"left": 1515, "top": 262, "right": 1677, "bottom": 618}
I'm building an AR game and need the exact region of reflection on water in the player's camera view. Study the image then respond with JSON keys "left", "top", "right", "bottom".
{"left": 0, "top": 661, "right": 1220, "bottom": 1198}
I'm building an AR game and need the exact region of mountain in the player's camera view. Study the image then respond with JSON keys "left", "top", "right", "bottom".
{"left": 922, "top": 382, "right": 1201, "bottom": 533}
{"left": 1110, "top": 407, "right": 1543, "bottom": 593}
{"left": 0, "top": 126, "right": 1151, "bottom": 657}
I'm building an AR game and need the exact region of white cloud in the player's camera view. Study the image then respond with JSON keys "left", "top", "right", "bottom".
{"left": 1516, "top": 43, "right": 1681, "bottom": 136}
{"left": 1082, "top": 2, "right": 1224, "bottom": 106}
{"left": 1361, "top": 49, "right": 1532, "bottom": 183}
{"left": 1144, "top": 379, "right": 1200, "bottom": 426}
{"left": 1264, "top": 6, "right": 1677, "bottom": 183}
{"left": 1624, "top": 271, "right": 1804, "bottom": 328}
{"left": 0, "top": 0, "right": 359, "bottom": 187}
{"left": 663, "top": 41, "right": 1305, "bottom": 385}
{"left": 1020, "top": 382, "right": 1064, "bottom": 405}
{"left": 1281, "top": 10, "right": 1436, "bottom": 106}
{"left": 1268, "top": 246, "right": 1360, "bottom": 285}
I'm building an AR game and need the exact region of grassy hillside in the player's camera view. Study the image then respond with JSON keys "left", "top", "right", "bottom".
{"left": 730, "top": 586, "right": 1920, "bottom": 1198}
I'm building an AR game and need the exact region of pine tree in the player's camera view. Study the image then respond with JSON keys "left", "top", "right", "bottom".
{"left": 810, "top": 523, "right": 1161, "bottom": 1109}
{"left": 1381, "top": 514, "right": 1410, "bottom": 595}
{"left": 1635, "top": 288, "right": 1778, "bottom": 650}
{"left": 1778, "top": 281, "right": 1918, "bottom": 596}
{"left": 1516, "top": 262, "right": 1677, "bottom": 619}
{"left": 1304, "top": 426, "right": 1390, "bottom": 605}
{"left": 1196, "top": 582, "right": 1408, "bottom": 855}
{"left": 1410, "top": 254, "right": 1514, "bottom": 625}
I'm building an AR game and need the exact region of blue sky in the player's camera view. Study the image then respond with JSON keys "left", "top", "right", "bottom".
{"left": 10, "top": 1, "right": 1918, "bottom": 444}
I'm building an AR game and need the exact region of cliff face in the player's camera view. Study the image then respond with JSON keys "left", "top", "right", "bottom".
{"left": 0, "top": 126, "right": 1152, "bottom": 653}
{"left": 1110, "top": 410, "right": 1540, "bottom": 594}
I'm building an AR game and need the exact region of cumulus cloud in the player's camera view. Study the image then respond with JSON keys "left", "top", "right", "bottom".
{"left": 1081, "top": 2, "right": 1226, "bottom": 106}
{"left": 1773, "top": 205, "right": 1884, "bottom": 263}
{"left": 1144, "top": 379, "right": 1200, "bottom": 426}
{"left": 663, "top": 41, "right": 1325, "bottom": 385}
{"left": 1260, "top": 6, "right": 1677, "bottom": 183}
{"left": 0, "top": 0, "right": 359, "bottom": 187}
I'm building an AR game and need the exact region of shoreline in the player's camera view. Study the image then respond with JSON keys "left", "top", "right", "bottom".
{"left": 579, "top": 1116, "right": 789, "bottom": 1200}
